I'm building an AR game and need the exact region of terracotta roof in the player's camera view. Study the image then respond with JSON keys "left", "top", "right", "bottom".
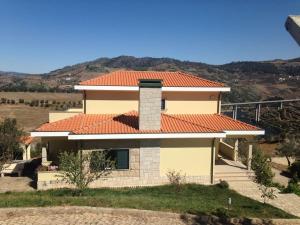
{"left": 20, "top": 136, "right": 35, "bottom": 145}
{"left": 79, "top": 70, "right": 225, "bottom": 87}
{"left": 35, "top": 112, "right": 261, "bottom": 135}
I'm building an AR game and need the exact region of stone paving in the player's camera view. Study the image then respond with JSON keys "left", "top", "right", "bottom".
{"left": 228, "top": 180, "right": 300, "bottom": 217}
{"left": 0, "top": 207, "right": 191, "bottom": 225}
{"left": 0, "top": 207, "right": 299, "bottom": 225}
{"left": 0, "top": 177, "right": 35, "bottom": 193}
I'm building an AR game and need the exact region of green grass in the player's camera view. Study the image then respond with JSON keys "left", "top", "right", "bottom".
{"left": 0, "top": 184, "right": 295, "bottom": 218}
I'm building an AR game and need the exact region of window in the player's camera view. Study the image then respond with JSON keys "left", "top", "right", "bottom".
{"left": 161, "top": 99, "right": 166, "bottom": 110}
{"left": 107, "top": 149, "right": 129, "bottom": 170}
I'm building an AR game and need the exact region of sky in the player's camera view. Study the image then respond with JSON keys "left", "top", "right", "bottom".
{"left": 0, "top": 0, "right": 299, "bottom": 74}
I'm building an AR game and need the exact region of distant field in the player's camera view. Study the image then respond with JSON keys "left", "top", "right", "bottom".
{"left": 0, "top": 92, "right": 82, "bottom": 132}
{"left": 0, "top": 104, "right": 50, "bottom": 132}
{"left": 0, "top": 92, "right": 82, "bottom": 101}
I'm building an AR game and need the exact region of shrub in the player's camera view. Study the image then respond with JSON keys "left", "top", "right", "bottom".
{"left": 259, "top": 185, "right": 277, "bottom": 204}
{"left": 251, "top": 147, "right": 274, "bottom": 186}
{"left": 58, "top": 150, "right": 114, "bottom": 193}
{"left": 18, "top": 99, "right": 24, "bottom": 104}
{"left": 217, "top": 180, "right": 229, "bottom": 189}
{"left": 289, "top": 161, "right": 300, "bottom": 182}
{"left": 283, "top": 180, "right": 300, "bottom": 196}
{"left": 166, "top": 170, "right": 186, "bottom": 191}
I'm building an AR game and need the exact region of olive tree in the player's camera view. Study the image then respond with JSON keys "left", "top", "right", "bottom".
{"left": 251, "top": 147, "right": 274, "bottom": 186}
{"left": 276, "top": 136, "right": 300, "bottom": 166}
{"left": 251, "top": 147, "right": 276, "bottom": 203}
{"left": 0, "top": 118, "right": 24, "bottom": 172}
{"left": 58, "top": 150, "right": 115, "bottom": 192}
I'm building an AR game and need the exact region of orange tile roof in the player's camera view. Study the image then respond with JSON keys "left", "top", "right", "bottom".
{"left": 35, "top": 111, "right": 261, "bottom": 135}
{"left": 20, "top": 136, "right": 35, "bottom": 145}
{"left": 79, "top": 70, "right": 225, "bottom": 87}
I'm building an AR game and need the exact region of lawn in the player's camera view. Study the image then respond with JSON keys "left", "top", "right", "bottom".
{"left": 0, "top": 184, "right": 294, "bottom": 219}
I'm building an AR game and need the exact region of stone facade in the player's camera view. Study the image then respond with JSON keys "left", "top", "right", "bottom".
{"left": 138, "top": 86, "right": 162, "bottom": 130}
{"left": 139, "top": 140, "right": 160, "bottom": 179}
{"left": 37, "top": 141, "right": 211, "bottom": 190}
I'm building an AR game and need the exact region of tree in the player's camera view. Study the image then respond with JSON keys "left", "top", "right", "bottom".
{"left": 251, "top": 147, "right": 276, "bottom": 203}
{"left": 259, "top": 185, "right": 277, "bottom": 204}
{"left": 276, "top": 137, "right": 300, "bottom": 166}
{"left": 251, "top": 147, "right": 274, "bottom": 186}
{"left": 58, "top": 150, "right": 115, "bottom": 192}
{"left": 0, "top": 118, "right": 24, "bottom": 171}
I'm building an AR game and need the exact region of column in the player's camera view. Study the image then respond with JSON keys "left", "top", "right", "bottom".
{"left": 42, "top": 147, "right": 48, "bottom": 166}
{"left": 139, "top": 140, "right": 160, "bottom": 182}
{"left": 247, "top": 144, "right": 253, "bottom": 170}
{"left": 211, "top": 141, "right": 216, "bottom": 184}
{"left": 26, "top": 145, "right": 31, "bottom": 160}
{"left": 234, "top": 139, "right": 239, "bottom": 162}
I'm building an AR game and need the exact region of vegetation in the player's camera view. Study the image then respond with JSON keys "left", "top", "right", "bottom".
{"left": 0, "top": 118, "right": 24, "bottom": 171}
{"left": 251, "top": 147, "right": 274, "bottom": 186}
{"left": 289, "top": 161, "right": 300, "bottom": 181}
{"left": 258, "top": 185, "right": 277, "bottom": 204}
{"left": 283, "top": 181, "right": 300, "bottom": 196}
{"left": 166, "top": 170, "right": 186, "bottom": 191}
{"left": 276, "top": 136, "right": 300, "bottom": 166}
{"left": 0, "top": 184, "right": 294, "bottom": 218}
{"left": 58, "top": 151, "right": 114, "bottom": 192}
{"left": 217, "top": 180, "right": 229, "bottom": 189}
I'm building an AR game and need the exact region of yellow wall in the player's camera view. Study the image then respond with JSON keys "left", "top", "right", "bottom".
{"left": 85, "top": 91, "right": 139, "bottom": 114}
{"left": 162, "top": 92, "right": 219, "bottom": 114}
{"left": 49, "top": 112, "right": 81, "bottom": 122}
{"left": 160, "top": 139, "right": 212, "bottom": 176}
{"left": 84, "top": 90, "right": 220, "bottom": 114}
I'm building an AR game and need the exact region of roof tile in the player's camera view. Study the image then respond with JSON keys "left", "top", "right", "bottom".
{"left": 36, "top": 111, "right": 261, "bottom": 135}
{"left": 79, "top": 70, "right": 225, "bottom": 87}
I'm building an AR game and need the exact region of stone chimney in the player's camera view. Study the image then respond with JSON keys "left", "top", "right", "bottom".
{"left": 138, "top": 79, "right": 162, "bottom": 130}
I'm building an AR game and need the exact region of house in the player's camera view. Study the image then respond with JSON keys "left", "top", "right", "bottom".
{"left": 31, "top": 70, "right": 264, "bottom": 190}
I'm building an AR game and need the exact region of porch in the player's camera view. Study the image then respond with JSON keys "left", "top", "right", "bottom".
{"left": 214, "top": 138, "right": 255, "bottom": 183}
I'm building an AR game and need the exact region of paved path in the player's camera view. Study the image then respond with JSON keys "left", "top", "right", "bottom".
{"left": 228, "top": 180, "right": 300, "bottom": 217}
{"left": 272, "top": 168, "right": 290, "bottom": 186}
{"left": 0, "top": 177, "right": 35, "bottom": 193}
{"left": 0, "top": 207, "right": 190, "bottom": 225}
{"left": 0, "top": 207, "right": 299, "bottom": 225}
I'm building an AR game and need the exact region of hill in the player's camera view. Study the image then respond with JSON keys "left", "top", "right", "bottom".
{"left": 0, "top": 56, "right": 299, "bottom": 102}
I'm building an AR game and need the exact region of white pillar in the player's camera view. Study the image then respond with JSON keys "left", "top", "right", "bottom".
{"left": 26, "top": 145, "right": 31, "bottom": 160}
{"left": 22, "top": 145, "right": 27, "bottom": 160}
{"left": 211, "top": 141, "right": 216, "bottom": 184}
{"left": 247, "top": 144, "right": 253, "bottom": 170}
{"left": 42, "top": 147, "right": 47, "bottom": 165}
{"left": 234, "top": 139, "right": 239, "bottom": 162}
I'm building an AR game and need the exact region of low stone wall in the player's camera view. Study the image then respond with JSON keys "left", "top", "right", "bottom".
{"left": 37, "top": 172, "right": 210, "bottom": 190}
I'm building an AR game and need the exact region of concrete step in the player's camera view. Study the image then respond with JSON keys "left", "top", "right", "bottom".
{"left": 215, "top": 171, "right": 255, "bottom": 183}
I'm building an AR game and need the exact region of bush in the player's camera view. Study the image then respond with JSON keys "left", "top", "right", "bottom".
{"left": 166, "top": 170, "right": 186, "bottom": 191}
{"left": 289, "top": 161, "right": 300, "bottom": 181}
{"left": 251, "top": 147, "right": 274, "bottom": 186}
{"left": 217, "top": 180, "right": 229, "bottom": 189}
{"left": 283, "top": 181, "right": 300, "bottom": 196}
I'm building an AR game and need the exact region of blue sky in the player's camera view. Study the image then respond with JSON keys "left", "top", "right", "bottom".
{"left": 0, "top": 0, "right": 299, "bottom": 74}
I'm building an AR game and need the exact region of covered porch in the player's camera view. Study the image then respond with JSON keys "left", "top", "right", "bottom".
{"left": 214, "top": 137, "right": 255, "bottom": 183}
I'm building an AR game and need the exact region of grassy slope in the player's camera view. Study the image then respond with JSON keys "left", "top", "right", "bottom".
{"left": 0, "top": 105, "right": 49, "bottom": 131}
{"left": 0, "top": 184, "right": 294, "bottom": 219}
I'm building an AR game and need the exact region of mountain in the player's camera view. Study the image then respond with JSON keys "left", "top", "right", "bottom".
{"left": 0, "top": 56, "right": 299, "bottom": 102}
